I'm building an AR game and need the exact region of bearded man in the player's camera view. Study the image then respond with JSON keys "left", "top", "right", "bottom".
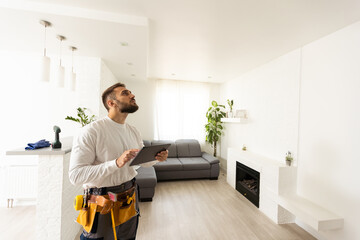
{"left": 69, "top": 83, "right": 168, "bottom": 240}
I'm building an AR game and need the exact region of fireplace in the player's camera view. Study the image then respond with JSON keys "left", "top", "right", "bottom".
{"left": 236, "top": 161, "right": 260, "bottom": 207}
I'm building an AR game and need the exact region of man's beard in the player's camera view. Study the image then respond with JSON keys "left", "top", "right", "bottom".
{"left": 115, "top": 100, "right": 139, "bottom": 113}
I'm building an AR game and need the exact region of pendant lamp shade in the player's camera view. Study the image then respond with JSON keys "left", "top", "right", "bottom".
{"left": 41, "top": 56, "right": 51, "bottom": 82}
{"left": 39, "top": 20, "right": 51, "bottom": 82}
{"left": 56, "top": 35, "right": 66, "bottom": 88}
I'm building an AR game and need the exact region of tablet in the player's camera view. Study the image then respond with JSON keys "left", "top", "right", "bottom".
{"left": 130, "top": 144, "right": 171, "bottom": 166}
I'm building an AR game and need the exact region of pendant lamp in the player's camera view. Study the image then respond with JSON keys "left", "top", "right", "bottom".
{"left": 57, "top": 35, "right": 66, "bottom": 88}
{"left": 39, "top": 20, "right": 52, "bottom": 82}
{"left": 69, "top": 46, "right": 77, "bottom": 91}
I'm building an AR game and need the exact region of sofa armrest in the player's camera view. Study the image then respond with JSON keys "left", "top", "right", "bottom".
{"left": 202, "top": 152, "right": 220, "bottom": 164}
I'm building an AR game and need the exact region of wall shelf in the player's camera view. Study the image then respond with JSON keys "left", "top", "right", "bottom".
{"left": 221, "top": 118, "right": 241, "bottom": 123}
{"left": 277, "top": 194, "right": 344, "bottom": 231}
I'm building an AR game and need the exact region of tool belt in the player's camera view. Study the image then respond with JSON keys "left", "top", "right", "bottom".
{"left": 76, "top": 184, "right": 137, "bottom": 234}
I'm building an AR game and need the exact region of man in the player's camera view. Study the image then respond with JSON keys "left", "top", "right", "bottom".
{"left": 69, "top": 83, "right": 168, "bottom": 240}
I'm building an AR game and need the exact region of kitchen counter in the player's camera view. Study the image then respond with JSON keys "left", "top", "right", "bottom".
{"left": 6, "top": 136, "right": 82, "bottom": 240}
{"left": 6, "top": 136, "right": 73, "bottom": 155}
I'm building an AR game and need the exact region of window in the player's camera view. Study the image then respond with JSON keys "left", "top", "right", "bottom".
{"left": 154, "top": 79, "right": 211, "bottom": 142}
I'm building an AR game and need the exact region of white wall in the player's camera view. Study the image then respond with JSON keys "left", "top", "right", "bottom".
{"left": 296, "top": 21, "right": 360, "bottom": 240}
{"left": 99, "top": 60, "right": 118, "bottom": 118}
{"left": 220, "top": 20, "right": 360, "bottom": 240}
{"left": 220, "top": 49, "right": 300, "bottom": 164}
{"left": 0, "top": 51, "right": 102, "bottom": 207}
{"left": 123, "top": 79, "right": 156, "bottom": 141}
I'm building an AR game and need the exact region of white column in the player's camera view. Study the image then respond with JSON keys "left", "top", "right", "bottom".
{"left": 37, "top": 153, "right": 82, "bottom": 240}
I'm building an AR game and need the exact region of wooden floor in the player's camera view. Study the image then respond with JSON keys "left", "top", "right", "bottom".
{"left": 137, "top": 172, "right": 316, "bottom": 240}
{"left": 0, "top": 205, "right": 36, "bottom": 239}
{"left": 0, "top": 171, "right": 316, "bottom": 240}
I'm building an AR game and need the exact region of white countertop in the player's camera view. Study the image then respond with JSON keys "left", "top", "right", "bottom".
{"left": 6, "top": 137, "right": 73, "bottom": 156}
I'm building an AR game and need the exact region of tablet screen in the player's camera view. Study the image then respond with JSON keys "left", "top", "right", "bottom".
{"left": 130, "top": 144, "right": 171, "bottom": 166}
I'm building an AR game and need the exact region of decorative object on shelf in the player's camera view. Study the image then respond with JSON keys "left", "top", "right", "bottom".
{"left": 56, "top": 35, "right": 66, "bottom": 87}
{"left": 205, "top": 100, "right": 226, "bottom": 157}
{"left": 39, "top": 20, "right": 52, "bottom": 82}
{"left": 65, "top": 107, "right": 96, "bottom": 127}
{"left": 52, "top": 126, "right": 62, "bottom": 149}
{"left": 285, "top": 151, "right": 293, "bottom": 166}
{"left": 242, "top": 144, "right": 247, "bottom": 151}
{"left": 69, "top": 46, "right": 77, "bottom": 91}
{"left": 227, "top": 99, "right": 234, "bottom": 118}
{"left": 235, "top": 109, "right": 247, "bottom": 119}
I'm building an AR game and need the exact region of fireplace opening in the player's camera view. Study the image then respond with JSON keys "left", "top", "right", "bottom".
{"left": 236, "top": 161, "right": 260, "bottom": 208}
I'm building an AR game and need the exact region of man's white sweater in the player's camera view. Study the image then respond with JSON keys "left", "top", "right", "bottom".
{"left": 69, "top": 116, "right": 155, "bottom": 189}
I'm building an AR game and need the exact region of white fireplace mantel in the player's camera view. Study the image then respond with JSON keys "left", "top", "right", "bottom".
{"left": 227, "top": 148, "right": 344, "bottom": 231}
{"left": 227, "top": 148, "right": 297, "bottom": 224}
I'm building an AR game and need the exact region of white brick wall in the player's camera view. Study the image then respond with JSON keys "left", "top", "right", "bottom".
{"left": 37, "top": 153, "right": 82, "bottom": 240}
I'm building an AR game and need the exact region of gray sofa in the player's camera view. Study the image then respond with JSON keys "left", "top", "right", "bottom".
{"left": 136, "top": 139, "right": 220, "bottom": 201}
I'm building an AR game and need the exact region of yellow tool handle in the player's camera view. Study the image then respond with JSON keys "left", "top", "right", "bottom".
{"left": 111, "top": 209, "right": 117, "bottom": 240}
{"left": 74, "top": 195, "right": 84, "bottom": 211}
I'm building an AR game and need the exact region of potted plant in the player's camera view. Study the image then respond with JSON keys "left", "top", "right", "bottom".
{"left": 285, "top": 151, "right": 293, "bottom": 166}
{"left": 227, "top": 99, "right": 234, "bottom": 118}
{"left": 205, "top": 100, "right": 226, "bottom": 157}
{"left": 65, "top": 107, "right": 96, "bottom": 127}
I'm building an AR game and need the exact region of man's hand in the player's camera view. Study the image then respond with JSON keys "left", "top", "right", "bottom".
{"left": 116, "top": 149, "right": 140, "bottom": 168}
{"left": 155, "top": 150, "right": 168, "bottom": 162}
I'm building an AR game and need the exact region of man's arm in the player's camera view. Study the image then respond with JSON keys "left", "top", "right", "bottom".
{"left": 69, "top": 128, "right": 119, "bottom": 186}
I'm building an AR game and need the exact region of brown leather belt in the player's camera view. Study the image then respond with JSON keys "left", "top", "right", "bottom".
{"left": 88, "top": 178, "right": 136, "bottom": 195}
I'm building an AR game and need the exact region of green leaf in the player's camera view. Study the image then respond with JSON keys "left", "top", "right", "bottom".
{"left": 66, "top": 107, "right": 96, "bottom": 127}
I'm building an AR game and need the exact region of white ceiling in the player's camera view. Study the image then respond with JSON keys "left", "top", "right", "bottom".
{"left": 1, "top": 0, "right": 360, "bottom": 83}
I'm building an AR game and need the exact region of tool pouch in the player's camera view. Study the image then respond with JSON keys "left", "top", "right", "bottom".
{"left": 76, "top": 186, "right": 137, "bottom": 231}
{"left": 76, "top": 203, "right": 98, "bottom": 233}
{"left": 112, "top": 190, "right": 137, "bottom": 226}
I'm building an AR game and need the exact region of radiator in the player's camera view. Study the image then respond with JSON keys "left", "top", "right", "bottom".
{"left": 6, "top": 165, "right": 38, "bottom": 204}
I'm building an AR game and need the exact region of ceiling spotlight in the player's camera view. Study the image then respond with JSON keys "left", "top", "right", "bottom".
{"left": 127, "top": 62, "right": 133, "bottom": 66}
{"left": 171, "top": 73, "right": 176, "bottom": 76}
{"left": 131, "top": 74, "right": 135, "bottom": 77}
{"left": 120, "top": 42, "right": 129, "bottom": 46}
{"left": 39, "top": 20, "right": 52, "bottom": 82}
{"left": 208, "top": 76, "right": 212, "bottom": 79}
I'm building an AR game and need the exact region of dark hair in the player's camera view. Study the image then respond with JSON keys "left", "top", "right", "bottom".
{"left": 102, "top": 83, "right": 126, "bottom": 111}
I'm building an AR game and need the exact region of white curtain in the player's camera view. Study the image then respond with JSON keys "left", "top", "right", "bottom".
{"left": 154, "top": 79, "right": 210, "bottom": 142}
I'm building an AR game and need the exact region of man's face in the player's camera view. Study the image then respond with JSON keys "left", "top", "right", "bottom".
{"left": 112, "top": 87, "right": 139, "bottom": 113}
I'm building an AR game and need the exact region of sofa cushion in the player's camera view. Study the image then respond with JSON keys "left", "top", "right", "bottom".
{"left": 151, "top": 140, "right": 177, "bottom": 158}
{"left": 178, "top": 157, "right": 210, "bottom": 170}
{"left": 154, "top": 158, "right": 183, "bottom": 172}
{"left": 175, "top": 139, "right": 202, "bottom": 157}
{"left": 136, "top": 167, "right": 157, "bottom": 188}
{"left": 201, "top": 152, "right": 220, "bottom": 164}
